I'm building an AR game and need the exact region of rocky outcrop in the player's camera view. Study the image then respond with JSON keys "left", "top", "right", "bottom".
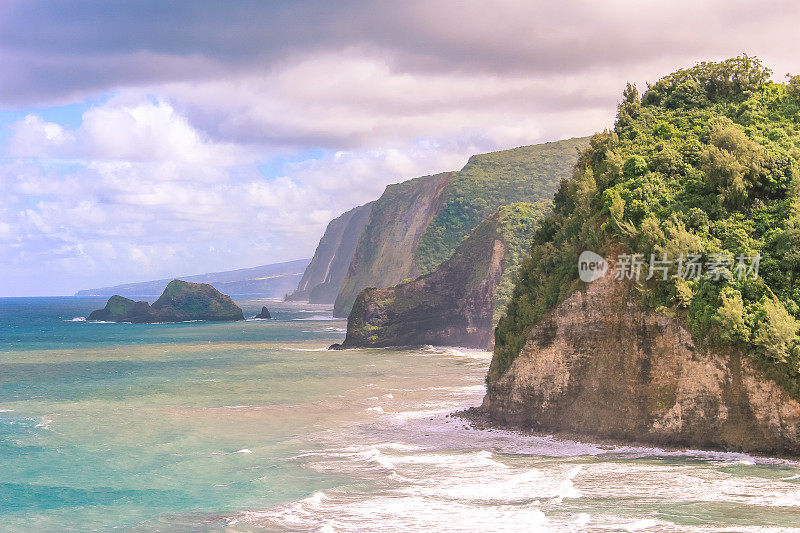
{"left": 338, "top": 203, "right": 547, "bottom": 349}
{"left": 88, "top": 280, "right": 244, "bottom": 323}
{"left": 481, "top": 262, "right": 800, "bottom": 456}
{"left": 285, "top": 203, "right": 373, "bottom": 303}
{"left": 332, "top": 137, "right": 589, "bottom": 317}
{"left": 254, "top": 306, "right": 271, "bottom": 319}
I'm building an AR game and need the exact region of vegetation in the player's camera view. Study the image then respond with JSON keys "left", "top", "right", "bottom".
{"left": 492, "top": 57, "right": 800, "bottom": 390}
{"left": 414, "top": 138, "right": 588, "bottom": 275}
{"left": 492, "top": 202, "right": 551, "bottom": 323}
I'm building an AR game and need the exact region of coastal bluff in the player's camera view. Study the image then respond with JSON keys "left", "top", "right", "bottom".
{"left": 481, "top": 265, "right": 800, "bottom": 457}
{"left": 336, "top": 203, "right": 547, "bottom": 350}
{"left": 88, "top": 280, "right": 244, "bottom": 323}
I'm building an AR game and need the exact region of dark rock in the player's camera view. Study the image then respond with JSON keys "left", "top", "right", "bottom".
{"left": 87, "top": 280, "right": 244, "bottom": 323}
{"left": 338, "top": 203, "right": 546, "bottom": 350}
{"left": 254, "top": 306, "right": 271, "bottom": 319}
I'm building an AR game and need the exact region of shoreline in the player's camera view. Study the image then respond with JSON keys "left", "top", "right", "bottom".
{"left": 453, "top": 406, "right": 800, "bottom": 464}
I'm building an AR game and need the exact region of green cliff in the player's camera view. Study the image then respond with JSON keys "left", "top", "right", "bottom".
{"left": 333, "top": 172, "right": 452, "bottom": 316}
{"left": 286, "top": 202, "right": 373, "bottom": 303}
{"left": 88, "top": 280, "right": 244, "bottom": 322}
{"left": 483, "top": 56, "right": 800, "bottom": 455}
{"left": 335, "top": 202, "right": 548, "bottom": 349}
{"left": 332, "top": 137, "right": 589, "bottom": 317}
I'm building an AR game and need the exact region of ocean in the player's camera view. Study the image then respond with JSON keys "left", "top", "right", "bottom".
{"left": 1, "top": 297, "right": 800, "bottom": 532}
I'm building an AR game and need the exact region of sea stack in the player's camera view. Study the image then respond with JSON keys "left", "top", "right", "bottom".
{"left": 88, "top": 280, "right": 244, "bottom": 323}
{"left": 254, "top": 306, "right": 271, "bottom": 319}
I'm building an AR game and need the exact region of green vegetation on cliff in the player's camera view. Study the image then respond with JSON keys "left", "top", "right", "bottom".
{"left": 333, "top": 138, "right": 588, "bottom": 316}
{"left": 414, "top": 138, "right": 589, "bottom": 275}
{"left": 333, "top": 173, "right": 450, "bottom": 316}
{"left": 493, "top": 56, "right": 800, "bottom": 389}
{"left": 339, "top": 202, "right": 548, "bottom": 349}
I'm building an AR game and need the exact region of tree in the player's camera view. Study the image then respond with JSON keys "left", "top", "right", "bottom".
{"left": 788, "top": 74, "right": 800, "bottom": 101}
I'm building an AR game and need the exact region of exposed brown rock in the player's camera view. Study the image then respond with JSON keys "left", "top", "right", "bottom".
{"left": 482, "top": 263, "right": 800, "bottom": 456}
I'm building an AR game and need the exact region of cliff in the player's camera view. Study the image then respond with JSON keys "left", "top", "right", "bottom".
{"left": 333, "top": 172, "right": 452, "bottom": 316}
{"left": 482, "top": 262, "right": 800, "bottom": 456}
{"left": 485, "top": 57, "right": 800, "bottom": 455}
{"left": 337, "top": 203, "right": 548, "bottom": 349}
{"left": 88, "top": 280, "right": 244, "bottom": 322}
{"left": 285, "top": 202, "right": 373, "bottom": 303}
{"left": 332, "top": 137, "right": 589, "bottom": 317}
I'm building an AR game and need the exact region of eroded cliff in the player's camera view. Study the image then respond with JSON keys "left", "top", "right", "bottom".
{"left": 286, "top": 202, "right": 373, "bottom": 303}
{"left": 333, "top": 173, "right": 452, "bottom": 316}
{"left": 332, "top": 137, "right": 589, "bottom": 317}
{"left": 482, "top": 265, "right": 800, "bottom": 456}
{"left": 337, "top": 203, "right": 547, "bottom": 349}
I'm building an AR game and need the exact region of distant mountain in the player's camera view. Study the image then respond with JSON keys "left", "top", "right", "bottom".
{"left": 285, "top": 202, "right": 374, "bottom": 303}
{"left": 74, "top": 259, "right": 310, "bottom": 298}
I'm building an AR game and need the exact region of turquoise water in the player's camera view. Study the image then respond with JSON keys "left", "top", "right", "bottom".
{"left": 2, "top": 298, "right": 800, "bottom": 531}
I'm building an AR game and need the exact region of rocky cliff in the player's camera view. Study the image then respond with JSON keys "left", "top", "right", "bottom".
{"left": 285, "top": 202, "right": 373, "bottom": 303}
{"left": 333, "top": 172, "right": 452, "bottom": 316}
{"left": 482, "top": 58, "right": 800, "bottom": 456}
{"left": 482, "top": 263, "right": 800, "bottom": 456}
{"left": 88, "top": 280, "right": 244, "bottom": 322}
{"left": 332, "top": 137, "right": 589, "bottom": 317}
{"left": 337, "top": 203, "right": 548, "bottom": 349}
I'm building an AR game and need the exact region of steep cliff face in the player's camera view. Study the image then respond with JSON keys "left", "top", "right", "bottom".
{"left": 332, "top": 137, "right": 589, "bottom": 317}
{"left": 484, "top": 58, "right": 800, "bottom": 455}
{"left": 337, "top": 203, "right": 547, "bottom": 349}
{"left": 286, "top": 202, "right": 373, "bottom": 303}
{"left": 483, "top": 265, "right": 800, "bottom": 456}
{"left": 333, "top": 173, "right": 452, "bottom": 316}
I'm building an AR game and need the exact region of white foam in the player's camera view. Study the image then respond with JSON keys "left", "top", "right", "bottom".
{"left": 236, "top": 449, "right": 253, "bottom": 454}
{"left": 67, "top": 316, "right": 86, "bottom": 322}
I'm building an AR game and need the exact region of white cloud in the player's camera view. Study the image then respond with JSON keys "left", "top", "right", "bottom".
{"left": 4, "top": 91, "right": 549, "bottom": 294}
{"left": 3, "top": 0, "right": 799, "bottom": 295}
{"left": 8, "top": 97, "right": 255, "bottom": 165}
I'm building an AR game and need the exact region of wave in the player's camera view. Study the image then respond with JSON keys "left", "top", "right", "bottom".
{"left": 279, "top": 346, "right": 330, "bottom": 352}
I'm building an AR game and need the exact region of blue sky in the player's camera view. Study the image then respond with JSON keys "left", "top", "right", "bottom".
{"left": 1, "top": 0, "right": 799, "bottom": 296}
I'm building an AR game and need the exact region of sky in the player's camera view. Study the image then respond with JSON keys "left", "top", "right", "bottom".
{"left": 1, "top": 1, "right": 799, "bottom": 296}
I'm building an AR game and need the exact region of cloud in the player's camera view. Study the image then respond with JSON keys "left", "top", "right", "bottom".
{"left": 1, "top": 0, "right": 799, "bottom": 295}
{"left": 1, "top": 0, "right": 799, "bottom": 106}
{"left": 8, "top": 97, "right": 253, "bottom": 165}
{"left": 2, "top": 95, "right": 535, "bottom": 295}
